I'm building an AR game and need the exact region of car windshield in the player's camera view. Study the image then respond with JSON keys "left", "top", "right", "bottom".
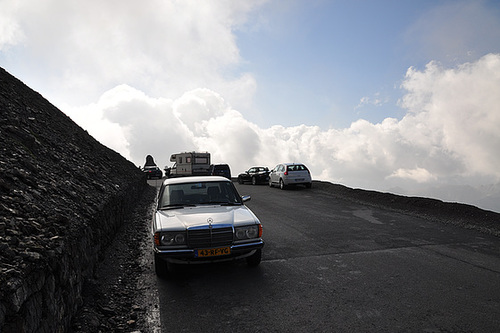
{"left": 287, "top": 164, "right": 307, "bottom": 171}
{"left": 159, "top": 181, "right": 242, "bottom": 209}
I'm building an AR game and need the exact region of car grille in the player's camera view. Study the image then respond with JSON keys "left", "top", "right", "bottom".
{"left": 187, "top": 225, "right": 233, "bottom": 248}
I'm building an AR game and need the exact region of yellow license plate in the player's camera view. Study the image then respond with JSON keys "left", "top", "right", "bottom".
{"left": 195, "top": 247, "right": 231, "bottom": 258}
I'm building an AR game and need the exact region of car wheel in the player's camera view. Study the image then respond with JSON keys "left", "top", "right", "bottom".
{"left": 154, "top": 253, "right": 170, "bottom": 278}
{"left": 252, "top": 176, "right": 257, "bottom": 185}
{"left": 306, "top": 182, "right": 312, "bottom": 189}
{"left": 279, "top": 179, "right": 287, "bottom": 190}
{"left": 246, "top": 249, "right": 262, "bottom": 267}
{"left": 238, "top": 176, "right": 243, "bottom": 184}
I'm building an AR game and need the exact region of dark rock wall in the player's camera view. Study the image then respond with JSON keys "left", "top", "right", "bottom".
{"left": 0, "top": 67, "right": 148, "bottom": 332}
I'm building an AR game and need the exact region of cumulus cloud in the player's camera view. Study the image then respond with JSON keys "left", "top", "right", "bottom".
{"left": 2, "top": 1, "right": 499, "bottom": 212}
{"left": 0, "top": 0, "right": 261, "bottom": 109}
{"left": 400, "top": 54, "right": 500, "bottom": 177}
{"left": 0, "top": 1, "right": 25, "bottom": 49}
{"left": 63, "top": 53, "right": 500, "bottom": 212}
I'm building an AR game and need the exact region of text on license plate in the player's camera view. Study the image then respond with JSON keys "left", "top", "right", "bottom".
{"left": 195, "top": 247, "right": 231, "bottom": 258}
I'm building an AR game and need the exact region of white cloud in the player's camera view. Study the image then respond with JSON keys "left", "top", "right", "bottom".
{"left": 356, "top": 93, "right": 388, "bottom": 109}
{"left": 2, "top": 1, "right": 499, "bottom": 212}
{"left": 62, "top": 53, "right": 500, "bottom": 212}
{"left": 0, "top": 0, "right": 262, "bottom": 109}
{"left": 387, "top": 168, "right": 437, "bottom": 183}
{"left": 400, "top": 54, "right": 500, "bottom": 177}
{"left": 0, "top": 1, "right": 25, "bottom": 50}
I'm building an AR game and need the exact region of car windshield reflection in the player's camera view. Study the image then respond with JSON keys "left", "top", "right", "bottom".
{"left": 160, "top": 181, "right": 242, "bottom": 208}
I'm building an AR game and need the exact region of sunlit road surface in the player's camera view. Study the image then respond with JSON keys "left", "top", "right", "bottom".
{"left": 142, "top": 180, "right": 500, "bottom": 332}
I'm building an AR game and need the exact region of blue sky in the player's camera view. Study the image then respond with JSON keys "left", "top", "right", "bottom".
{"left": 1, "top": 0, "right": 500, "bottom": 212}
{"left": 233, "top": 0, "right": 500, "bottom": 128}
{"left": 237, "top": 0, "right": 414, "bottom": 128}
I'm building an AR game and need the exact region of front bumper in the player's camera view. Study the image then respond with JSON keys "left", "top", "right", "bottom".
{"left": 154, "top": 240, "right": 264, "bottom": 264}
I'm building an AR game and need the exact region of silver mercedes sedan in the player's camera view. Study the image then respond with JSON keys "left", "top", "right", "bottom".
{"left": 152, "top": 176, "right": 264, "bottom": 278}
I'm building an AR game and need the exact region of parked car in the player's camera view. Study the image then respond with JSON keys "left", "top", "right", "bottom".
{"left": 152, "top": 176, "right": 264, "bottom": 278}
{"left": 143, "top": 165, "right": 163, "bottom": 179}
{"left": 208, "top": 164, "right": 231, "bottom": 179}
{"left": 238, "top": 166, "right": 270, "bottom": 185}
{"left": 269, "top": 163, "right": 312, "bottom": 189}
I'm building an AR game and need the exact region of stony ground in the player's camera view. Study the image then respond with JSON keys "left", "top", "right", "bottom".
{"left": 70, "top": 185, "right": 157, "bottom": 333}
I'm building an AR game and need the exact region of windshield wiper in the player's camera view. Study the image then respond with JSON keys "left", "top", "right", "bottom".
{"left": 159, "top": 203, "right": 196, "bottom": 210}
{"left": 198, "top": 201, "right": 241, "bottom": 206}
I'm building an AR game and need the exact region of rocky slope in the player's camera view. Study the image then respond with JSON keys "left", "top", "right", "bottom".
{"left": 0, "top": 67, "right": 148, "bottom": 332}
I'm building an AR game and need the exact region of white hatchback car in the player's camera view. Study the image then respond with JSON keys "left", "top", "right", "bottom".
{"left": 269, "top": 163, "right": 312, "bottom": 189}
{"left": 152, "top": 176, "right": 264, "bottom": 278}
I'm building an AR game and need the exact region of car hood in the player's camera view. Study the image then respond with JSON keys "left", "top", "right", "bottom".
{"left": 155, "top": 205, "right": 259, "bottom": 231}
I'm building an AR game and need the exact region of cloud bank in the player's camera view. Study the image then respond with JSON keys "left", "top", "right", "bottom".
{"left": 2, "top": 1, "right": 499, "bottom": 212}
{"left": 0, "top": 0, "right": 261, "bottom": 109}
{"left": 63, "top": 54, "right": 500, "bottom": 212}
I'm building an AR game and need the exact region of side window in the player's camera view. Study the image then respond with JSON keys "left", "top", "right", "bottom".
{"left": 186, "top": 157, "right": 191, "bottom": 163}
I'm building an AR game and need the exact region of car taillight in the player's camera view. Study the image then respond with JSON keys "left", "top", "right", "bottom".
{"left": 284, "top": 171, "right": 288, "bottom": 175}
{"left": 258, "top": 224, "right": 263, "bottom": 237}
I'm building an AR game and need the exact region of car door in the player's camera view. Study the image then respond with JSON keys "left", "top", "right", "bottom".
{"left": 269, "top": 165, "right": 280, "bottom": 184}
{"left": 247, "top": 167, "right": 256, "bottom": 181}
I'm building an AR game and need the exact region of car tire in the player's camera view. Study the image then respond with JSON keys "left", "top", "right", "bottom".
{"left": 154, "top": 253, "right": 170, "bottom": 279}
{"left": 279, "top": 179, "right": 287, "bottom": 190}
{"left": 306, "top": 182, "right": 312, "bottom": 189}
{"left": 238, "top": 176, "right": 243, "bottom": 184}
{"left": 246, "top": 249, "right": 262, "bottom": 267}
{"left": 252, "top": 176, "right": 257, "bottom": 185}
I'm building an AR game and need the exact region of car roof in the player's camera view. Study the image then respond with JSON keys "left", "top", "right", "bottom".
{"left": 162, "top": 176, "right": 230, "bottom": 186}
{"left": 282, "top": 163, "right": 305, "bottom": 166}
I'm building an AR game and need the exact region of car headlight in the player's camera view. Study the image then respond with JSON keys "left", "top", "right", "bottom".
{"left": 235, "top": 225, "right": 261, "bottom": 240}
{"left": 154, "top": 231, "right": 187, "bottom": 246}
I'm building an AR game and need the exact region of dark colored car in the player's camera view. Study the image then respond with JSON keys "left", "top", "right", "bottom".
{"left": 143, "top": 166, "right": 163, "bottom": 179}
{"left": 208, "top": 164, "right": 231, "bottom": 179}
{"left": 238, "top": 166, "right": 270, "bottom": 185}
